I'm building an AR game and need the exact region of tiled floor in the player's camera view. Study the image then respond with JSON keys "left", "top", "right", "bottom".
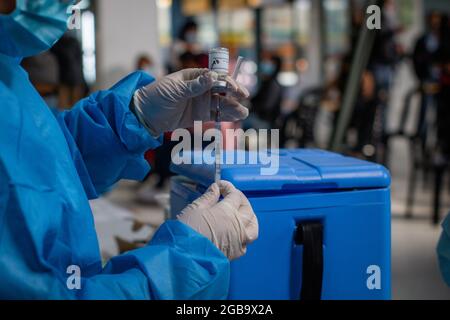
{"left": 90, "top": 61, "right": 450, "bottom": 300}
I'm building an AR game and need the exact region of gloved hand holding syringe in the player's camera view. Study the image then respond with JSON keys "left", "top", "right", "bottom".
{"left": 209, "top": 48, "right": 245, "bottom": 182}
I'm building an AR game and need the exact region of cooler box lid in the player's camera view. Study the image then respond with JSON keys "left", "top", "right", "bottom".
{"left": 170, "top": 149, "right": 390, "bottom": 193}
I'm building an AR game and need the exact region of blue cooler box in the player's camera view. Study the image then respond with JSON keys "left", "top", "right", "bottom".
{"left": 170, "top": 149, "right": 391, "bottom": 300}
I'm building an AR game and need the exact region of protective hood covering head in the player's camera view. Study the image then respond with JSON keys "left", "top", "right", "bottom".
{"left": 0, "top": 0, "right": 75, "bottom": 58}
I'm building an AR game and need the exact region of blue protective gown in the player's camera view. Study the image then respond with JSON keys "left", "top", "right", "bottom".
{"left": 0, "top": 5, "right": 229, "bottom": 300}
{"left": 437, "top": 214, "right": 450, "bottom": 286}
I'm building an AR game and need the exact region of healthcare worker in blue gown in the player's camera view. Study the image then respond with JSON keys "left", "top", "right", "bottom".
{"left": 0, "top": 0, "right": 258, "bottom": 299}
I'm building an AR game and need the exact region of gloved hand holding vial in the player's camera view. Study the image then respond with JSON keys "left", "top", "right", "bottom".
{"left": 133, "top": 66, "right": 249, "bottom": 137}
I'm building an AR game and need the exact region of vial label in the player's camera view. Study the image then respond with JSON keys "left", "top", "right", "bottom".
{"left": 209, "top": 51, "right": 229, "bottom": 75}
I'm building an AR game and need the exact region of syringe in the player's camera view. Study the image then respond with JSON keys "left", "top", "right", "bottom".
{"left": 214, "top": 56, "right": 245, "bottom": 183}
{"left": 214, "top": 102, "right": 221, "bottom": 182}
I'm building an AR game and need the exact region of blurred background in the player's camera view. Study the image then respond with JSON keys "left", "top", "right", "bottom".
{"left": 23, "top": 0, "right": 450, "bottom": 299}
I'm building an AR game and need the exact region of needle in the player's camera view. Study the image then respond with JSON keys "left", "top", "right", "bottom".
{"left": 214, "top": 56, "right": 245, "bottom": 183}
{"left": 214, "top": 101, "right": 221, "bottom": 183}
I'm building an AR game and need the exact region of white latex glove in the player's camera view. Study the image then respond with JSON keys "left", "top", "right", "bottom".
{"left": 133, "top": 68, "right": 250, "bottom": 136}
{"left": 177, "top": 181, "right": 258, "bottom": 261}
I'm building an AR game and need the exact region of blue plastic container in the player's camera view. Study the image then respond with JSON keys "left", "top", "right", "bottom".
{"left": 170, "top": 149, "right": 391, "bottom": 300}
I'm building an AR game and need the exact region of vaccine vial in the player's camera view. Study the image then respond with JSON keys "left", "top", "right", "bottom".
{"left": 209, "top": 47, "right": 229, "bottom": 94}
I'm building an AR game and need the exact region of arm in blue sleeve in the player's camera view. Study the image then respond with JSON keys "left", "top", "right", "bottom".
{"left": 55, "top": 71, "right": 162, "bottom": 198}
{"left": 0, "top": 83, "right": 229, "bottom": 300}
{"left": 0, "top": 172, "right": 229, "bottom": 300}
{"left": 437, "top": 214, "right": 450, "bottom": 286}
{"left": 81, "top": 221, "right": 230, "bottom": 300}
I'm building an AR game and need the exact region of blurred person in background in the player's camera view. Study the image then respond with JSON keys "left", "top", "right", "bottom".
{"left": 136, "top": 54, "right": 157, "bottom": 77}
{"left": 51, "top": 33, "right": 88, "bottom": 109}
{"left": 370, "top": 0, "right": 403, "bottom": 91}
{"left": 246, "top": 53, "right": 283, "bottom": 130}
{"left": 330, "top": 1, "right": 402, "bottom": 160}
{"left": 327, "top": 6, "right": 377, "bottom": 158}
{"left": 21, "top": 51, "right": 60, "bottom": 108}
{"left": 369, "top": 0, "right": 403, "bottom": 148}
{"left": 333, "top": 51, "right": 377, "bottom": 158}
{"left": 413, "top": 11, "right": 442, "bottom": 85}
{"left": 412, "top": 11, "right": 443, "bottom": 137}
{"left": 169, "top": 19, "right": 202, "bottom": 73}
{"left": 354, "top": 69, "right": 377, "bottom": 158}
{"left": 179, "top": 51, "right": 202, "bottom": 69}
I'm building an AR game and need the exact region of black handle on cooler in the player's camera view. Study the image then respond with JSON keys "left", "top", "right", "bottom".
{"left": 295, "top": 221, "right": 324, "bottom": 300}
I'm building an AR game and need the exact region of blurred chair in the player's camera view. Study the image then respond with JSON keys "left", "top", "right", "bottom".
{"left": 385, "top": 87, "right": 424, "bottom": 219}
{"left": 280, "top": 87, "right": 323, "bottom": 148}
{"left": 385, "top": 85, "right": 443, "bottom": 224}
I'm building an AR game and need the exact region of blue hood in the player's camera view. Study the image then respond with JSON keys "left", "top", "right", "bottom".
{"left": 0, "top": 0, "right": 75, "bottom": 58}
